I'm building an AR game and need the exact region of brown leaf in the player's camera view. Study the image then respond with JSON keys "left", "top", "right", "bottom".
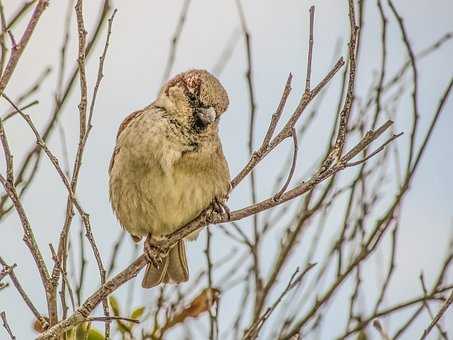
{"left": 161, "top": 288, "right": 220, "bottom": 333}
{"left": 184, "top": 287, "right": 220, "bottom": 318}
{"left": 32, "top": 317, "right": 49, "bottom": 333}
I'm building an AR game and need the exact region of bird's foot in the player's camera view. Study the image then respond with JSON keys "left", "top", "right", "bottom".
{"left": 208, "top": 196, "right": 231, "bottom": 222}
{"left": 144, "top": 234, "right": 169, "bottom": 269}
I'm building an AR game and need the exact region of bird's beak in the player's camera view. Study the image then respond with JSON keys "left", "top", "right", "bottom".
{"left": 196, "top": 107, "right": 217, "bottom": 126}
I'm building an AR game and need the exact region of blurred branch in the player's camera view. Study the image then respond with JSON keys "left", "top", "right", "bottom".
{"left": 419, "top": 273, "right": 448, "bottom": 339}
{"left": 235, "top": 0, "right": 262, "bottom": 316}
{"left": 205, "top": 228, "right": 218, "bottom": 340}
{"left": 244, "top": 264, "right": 316, "bottom": 340}
{"left": 420, "top": 290, "right": 453, "bottom": 340}
{"left": 75, "top": 224, "right": 87, "bottom": 306}
{"left": 387, "top": 0, "right": 419, "bottom": 174}
{"left": 1, "top": 66, "right": 50, "bottom": 122}
{"left": 160, "top": 0, "right": 190, "bottom": 84}
{"left": 212, "top": 27, "right": 240, "bottom": 76}
{"left": 0, "top": 311, "right": 15, "bottom": 340}
{"left": 341, "top": 285, "right": 453, "bottom": 338}
{"left": 3, "top": 1, "right": 37, "bottom": 34}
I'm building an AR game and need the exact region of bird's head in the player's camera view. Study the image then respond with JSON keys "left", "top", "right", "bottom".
{"left": 155, "top": 69, "right": 229, "bottom": 132}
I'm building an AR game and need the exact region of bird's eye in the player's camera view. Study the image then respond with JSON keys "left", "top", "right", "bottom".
{"left": 186, "top": 92, "right": 199, "bottom": 106}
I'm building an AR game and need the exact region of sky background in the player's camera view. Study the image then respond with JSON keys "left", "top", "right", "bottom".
{"left": 0, "top": 0, "right": 452, "bottom": 339}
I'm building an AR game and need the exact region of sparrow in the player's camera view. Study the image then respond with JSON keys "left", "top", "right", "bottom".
{"left": 109, "top": 69, "right": 230, "bottom": 288}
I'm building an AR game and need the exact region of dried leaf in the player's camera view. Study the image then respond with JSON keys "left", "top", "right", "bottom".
{"left": 184, "top": 287, "right": 220, "bottom": 318}
{"left": 32, "top": 317, "right": 49, "bottom": 333}
{"left": 161, "top": 288, "right": 220, "bottom": 333}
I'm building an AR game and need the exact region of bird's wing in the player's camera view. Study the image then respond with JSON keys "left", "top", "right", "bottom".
{"left": 116, "top": 109, "right": 145, "bottom": 139}
{"left": 109, "top": 109, "right": 145, "bottom": 174}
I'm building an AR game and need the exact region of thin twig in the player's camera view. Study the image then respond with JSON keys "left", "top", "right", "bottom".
{"left": 0, "top": 172, "right": 51, "bottom": 324}
{"left": 3, "top": 1, "right": 37, "bottom": 33}
{"left": 235, "top": 0, "right": 261, "bottom": 312}
{"left": 261, "top": 74, "right": 293, "bottom": 149}
{"left": 345, "top": 132, "right": 403, "bottom": 167}
{"left": 373, "top": 319, "right": 391, "bottom": 340}
{"left": 49, "top": 244, "right": 76, "bottom": 313}
{"left": 160, "top": 0, "right": 190, "bottom": 84}
{"left": 305, "top": 6, "right": 315, "bottom": 92}
{"left": 76, "top": 224, "right": 87, "bottom": 306}
{"left": 0, "top": 311, "right": 15, "bottom": 340}
{"left": 419, "top": 273, "right": 448, "bottom": 339}
{"left": 87, "top": 8, "right": 117, "bottom": 132}
{"left": 107, "top": 230, "right": 126, "bottom": 277}
{"left": 321, "top": 0, "right": 359, "bottom": 171}
{"left": 231, "top": 57, "right": 345, "bottom": 189}
{"left": 275, "top": 128, "right": 298, "bottom": 198}
{"left": 205, "top": 228, "right": 218, "bottom": 340}
{"left": 0, "top": 0, "right": 111, "bottom": 221}
{"left": 212, "top": 27, "right": 241, "bottom": 76}
{"left": 0, "top": 0, "right": 48, "bottom": 96}
{"left": 51, "top": 6, "right": 117, "bottom": 332}
{"left": 341, "top": 285, "right": 453, "bottom": 338}
{"left": 244, "top": 264, "right": 316, "bottom": 339}
{"left": 0, "top": 116, "right": 13, "bottom": 183}
{"left": 0, "top": 257, "right": 47, "bottom": 329}
{"left": 420, "top": 289, "right": 453, "bottom": 340}
{"left": 387, "top": 0, "right": 419, "bottom": 174}
{"left": 0, "top": 0, "right": 6, "bottom": 75}
{"left": 87, "top": 316, "right": 139, "bottom": 324}
{"left": 56, "top": 0, "right": 73, "bottom": 102}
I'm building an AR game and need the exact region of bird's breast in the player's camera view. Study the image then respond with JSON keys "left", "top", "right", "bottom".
{"left": 150, "top": 149, "right": 228, "bottom": 232}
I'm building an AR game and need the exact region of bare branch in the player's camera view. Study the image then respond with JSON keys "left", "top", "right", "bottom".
{"left": 305, "top": 6, "right": 315, "bottom": 92}
{"left": 0, "top": 0, "right": 111, "bottom": 220}
{"left": 0, "top": 0, "right": 48, "bottom": 96}
{"left": 0, "top": 257, "right": 47, "bottom": 330}
{"left": 0, "top": 311, "right": 15, "bottom": 340}
{"left": 420, "top": 289, "right": 453, "bottom": 340}
{"left": 274, "top": 128, "right": 298, "bottom": 199}
{"left": 387, "top": 0, "right": 419, "bottom": 173}
{"left": 160, "top": 0, "right": 190, "bottom": 84}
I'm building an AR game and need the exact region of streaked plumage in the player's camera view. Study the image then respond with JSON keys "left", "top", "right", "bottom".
{"left": 109, "top": 70, "right": 230, "bottom": 287}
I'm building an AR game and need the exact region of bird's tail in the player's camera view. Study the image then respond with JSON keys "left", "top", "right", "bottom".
{"left": 142, "top": 240, "right": 189, "bottom": 288}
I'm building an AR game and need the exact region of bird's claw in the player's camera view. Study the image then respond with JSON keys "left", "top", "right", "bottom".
{"left": 209, "top": 196, "right": 231, "bottom": 221}
{"left": 144, "top": 234, "right": 169, "bottom": 269}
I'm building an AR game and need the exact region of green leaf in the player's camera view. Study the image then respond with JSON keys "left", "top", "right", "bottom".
{"left": 64, "top": 328, "right": 75, "bottom": 340}
{"left": 130, "top": 306, "right": 145, "bottom": 320}
{"left": 109, "top": 295, "right": 120, "bottom": 316}
{"left": 75, "top": 323, "right": 88, "bottom": 340}
{"left": 86, "top": 328, "right": 105, "bottom": 340}
{"left": 116, "top": 319, "right": 132, "bottom": 335}
{"left": 73, "top": 324, "right": 105, "bottom": 340}
{"left": 357, "top": 330, "right": 368, "bottom": 340}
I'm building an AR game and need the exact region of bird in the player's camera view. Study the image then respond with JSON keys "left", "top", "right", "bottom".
{"left": 109, "top": 69, "right": 230, "bottom": 288}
